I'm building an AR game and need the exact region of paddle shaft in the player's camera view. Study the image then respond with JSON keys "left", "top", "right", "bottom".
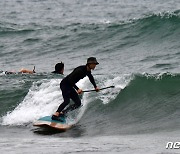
{"left": 83, "top": 86, "right": 115, "bottom": 92}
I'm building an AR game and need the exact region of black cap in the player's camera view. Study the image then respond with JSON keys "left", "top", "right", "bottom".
{"left": 87, "top": 57, "right": 99, "bottom": 65}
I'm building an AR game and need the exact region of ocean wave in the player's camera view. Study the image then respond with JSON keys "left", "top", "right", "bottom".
{"left": 1, "top": 72, "right": 180, "bottom": 135}
{"left": 80, "top": 73, "right": 180, "bottom": 135}
{"left": 58, "top": 10, "right": 180, "bottom": 52}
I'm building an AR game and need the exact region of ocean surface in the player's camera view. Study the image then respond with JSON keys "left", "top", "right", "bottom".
{"left": 1, "top": 0, "right": 180, "bottom": 153}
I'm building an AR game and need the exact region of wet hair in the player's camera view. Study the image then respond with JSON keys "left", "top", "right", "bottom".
{"left": 52, "top": 62, "right": 64, "bottom": 74}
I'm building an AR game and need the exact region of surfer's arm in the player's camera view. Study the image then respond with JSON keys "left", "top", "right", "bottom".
{"left": 73, "top": 84, "right": 83, "bottom": 94}
{"left": 73, "top": 84, "right": 79, "bottom": 91}
{"left": 87, "top": 72, "right": 97, "bottom": 88}
{"left": 87, "top": 72, "right": 100, "bottom": 92}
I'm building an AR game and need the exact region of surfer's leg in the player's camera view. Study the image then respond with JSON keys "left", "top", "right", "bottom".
{"left": 62, "top": 88, "right": 81, "bottom": 114}
{"left": 52, "top": 90, "right": 70, "bottom": 120}
{"left": 56, "top": 89, "right": 71, "bottom": 113}
{"left": 53, "top": 80, "right": 71, "bottom": 117}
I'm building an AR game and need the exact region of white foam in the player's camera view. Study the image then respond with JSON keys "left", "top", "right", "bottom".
{"left": 1, "top": 78, "right": 90, "bottom": 126}
{"left": 1, "top": 74, "right": 130, "bottom": 126}
{"left": 2, "top": 79, "right": 61, "bottom": 125}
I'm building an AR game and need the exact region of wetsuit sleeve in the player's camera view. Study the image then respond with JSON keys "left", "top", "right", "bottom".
{"left": 87, "top": 72, "right": 97, "bottom": 88}
{"left": 73, "top": 84, "right": 79, "bottom": 91}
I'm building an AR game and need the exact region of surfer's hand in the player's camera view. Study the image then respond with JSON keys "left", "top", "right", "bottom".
{"left": 77, "top": 89, "right": 83, "bottom": 94}
{"left": 95, "top": 87, "right": 100, "bottom": 92}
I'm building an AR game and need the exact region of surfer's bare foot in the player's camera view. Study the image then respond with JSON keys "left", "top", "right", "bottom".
{"left": 53, "top": 112, "right": 60, "bottom": 117}
{"left": 53, "top": 112, "right": 64, "bottom": 117}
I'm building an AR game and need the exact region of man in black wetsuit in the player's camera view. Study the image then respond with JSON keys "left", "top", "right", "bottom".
{"left": 52, "top": 57, "right": 100, "bottom": 120}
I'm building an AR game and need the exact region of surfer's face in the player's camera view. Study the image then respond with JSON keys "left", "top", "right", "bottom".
{"left": 88, "top": 63, "right": 97, "bottom": 70}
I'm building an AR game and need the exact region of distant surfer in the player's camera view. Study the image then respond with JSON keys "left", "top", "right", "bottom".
{"left": 51, "top": 62, "right": 64, "bottom": 74}
{"left": 2, "top": 62, "right": 64, "bottom": 75}
{"left": 52, "top": 57, "right": 100, "bottom": 121}
{"left": 3, "top": 66, "right": 36, "bottom": 74}
{"left": 19, "top": 66, "right": 36, "bottom": 74}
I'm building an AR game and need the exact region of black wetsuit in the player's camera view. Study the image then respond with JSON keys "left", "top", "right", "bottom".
{"left": 56, "top": 65, "right": 97, "bottom": 114}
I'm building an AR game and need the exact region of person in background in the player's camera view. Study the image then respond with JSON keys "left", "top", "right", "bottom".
{"left": 52, "top": 57, "right": 100, "bottom": 121}
{"left": 19, "top": 66, "right": 36, "bottom": 74}
{"left": 52, "top": 62, "right": 64, "bottom": 75}
{"left": 3, "top": 66, "right": 36, "bottom": 74}
{"left": 2, "top": 62, "right": 64, "bottom": 75}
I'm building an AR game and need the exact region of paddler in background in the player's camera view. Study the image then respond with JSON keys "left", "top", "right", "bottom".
{"left": 2, "top": 66, "right": 36, "bottom": 74}
{"left": 2, "top": 62, "right": 64, "bottom": 75}
{"left": 51, "top": 62, "right": 64, "bottom": 75}
{"left": 19, "top": 66, "right": 36, "bottom": 74}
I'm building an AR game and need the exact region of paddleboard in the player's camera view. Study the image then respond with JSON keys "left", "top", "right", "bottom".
{"left": 33, "top": 116, "right": 72, "bottom": 130}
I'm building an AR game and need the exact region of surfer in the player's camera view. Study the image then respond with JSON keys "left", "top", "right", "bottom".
{"left": 51, "top": 62, "right": 64, "bottom": 74}
{"left": 3, "top": 62, "right": 64, "bottom": 75}
{"left": 19, "top": 66, "right": 36, "bottom": 74}
{"left": 52, "top": 57, "right": 100, "bottom": 121}
{"left": 3, "top": 66, "right": 36, "bottom": 74}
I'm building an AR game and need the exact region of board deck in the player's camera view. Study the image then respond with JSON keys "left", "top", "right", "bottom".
{"left": 33, "top": 116, "right": 72, "bottom": 130}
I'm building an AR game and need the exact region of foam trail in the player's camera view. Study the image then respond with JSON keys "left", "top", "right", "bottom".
{"left": 1, "top": 78, "right": 90, "bottom": 126}
{"left": 2, "top": 79, "right": 62, "bottom": 125}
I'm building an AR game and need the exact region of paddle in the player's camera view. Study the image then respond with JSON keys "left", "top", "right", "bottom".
{"left": 33, "top": 66, "right": 36, "bottom": 73}
{"left": 83, "top": 85, "right": 115, "bottom": 92}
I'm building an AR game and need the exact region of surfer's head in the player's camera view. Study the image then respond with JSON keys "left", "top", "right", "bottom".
{"left": 87, "top": 57, "right": 99, "bottom": 65}
{"left": 54, "top": 62, "right": 64, "bottom": 74}
{"left": 87, "top": 57, "right": 99, "bottom": 70}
